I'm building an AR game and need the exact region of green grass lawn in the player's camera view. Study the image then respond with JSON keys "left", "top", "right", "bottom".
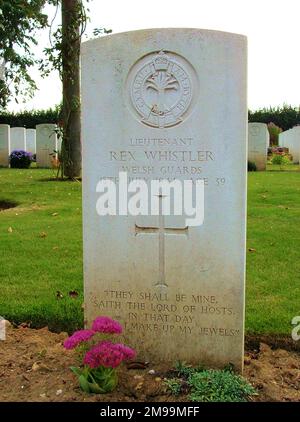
{"left": 0, "top": 168, "right": 83, "bottom": 332}
{"left": 267, "top": 162, "right": 300, "bottom": 171}
{"left": 0, "top": 167, "right": 300, "bottom": 335}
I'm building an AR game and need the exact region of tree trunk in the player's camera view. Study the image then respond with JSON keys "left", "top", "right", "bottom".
{"left": 61, "top": 0, "right": 81, "bottom": 178}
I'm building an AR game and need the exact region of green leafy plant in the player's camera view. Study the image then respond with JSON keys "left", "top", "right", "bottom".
{"left": 70, "top": 365, "right": 118, "bottom": 394}
{"left": 175, "top": 360, "right": 203, "bottom": 378}
{"left": 188, "top": 368, "right": 257, "bottom": 402}
{"left": 164, "top": 378, "right": 182, "bottom": 396}
{"left": 271, "top": 154, "right": 290, "bottom": 166}
{"left": 167, "top": 362, "right": 257, "bottom": 402}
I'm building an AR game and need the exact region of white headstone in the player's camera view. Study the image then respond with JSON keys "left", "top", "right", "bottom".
{"left": 10, "top": 127, "right": 26, "bottom": 152}
{"left": 36, "top": 124, "right": 57, "bottom": 168}
{"left": 279, "top": 129, "right": 288, "bottom": 148}
{"left": 248, "top": 123, "right": 269, "bottom": 171}
{"left": 0, "top": 124, "right": 10, "bottom": 167}
{"left": 26, "top": 129, "right": 36, "bottom": 155}
{"left": 279, "top": 127, "right": 300, "bottom": 163}
{"left": 81, "top": 29, "right": 247, "bottom": 371}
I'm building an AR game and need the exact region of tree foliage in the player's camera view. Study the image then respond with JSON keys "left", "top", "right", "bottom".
{"left": 1, "top": 1, "right": 112, "bottom": 178}
{"left": 249, "top": 105, "right": 300, "bottom": 131}
{"left": 0, "top": 0, "right": 50, "bottom": 108}
{"left": 39, "top": 0, "right": 87, "bottom": 78}
{"left": 0, "top": 104, "right": 60, "bottom": 127}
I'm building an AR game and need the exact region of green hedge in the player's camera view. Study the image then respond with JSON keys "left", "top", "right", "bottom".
{"left": 248, "top": 105, "right": 300, "bottom": 131}
{"left": 1, "top": 104, "right": 300, "bottom": 131}
{"left": 0, "top": 105, "right": 61, "bottom": 128}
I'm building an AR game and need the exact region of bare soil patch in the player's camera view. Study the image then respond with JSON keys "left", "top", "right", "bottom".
{"left": 0, "top": 323, "right": 299, "bottom": 402}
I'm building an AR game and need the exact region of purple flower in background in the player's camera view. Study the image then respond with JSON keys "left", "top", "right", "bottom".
{"left": 9, "top": 150, "right": 32, "bottom": 169}
{"left": 92, "top": 316, "right": 123, "bottom": 334}
{"left": 10, "top": 150, "right": 32, "bottom": 158}
{"left": 63, "top": 329, "right": 95, "bottom": 349}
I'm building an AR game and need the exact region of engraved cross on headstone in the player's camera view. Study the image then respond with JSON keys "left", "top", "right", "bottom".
{"left": 135, "top": 194, "right": 188, "bottom": 287}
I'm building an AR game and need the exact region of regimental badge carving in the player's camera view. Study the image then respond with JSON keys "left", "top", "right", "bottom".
{"left": 127, "top": 51, "right": 196, "bottom": 129}
{"left": 41, "top": 125, "right": 53, "bottom": 136}
{"left": 250, "top": 125, "right": 261, "bottom": 137}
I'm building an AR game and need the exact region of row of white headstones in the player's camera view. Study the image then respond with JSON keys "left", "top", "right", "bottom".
{"left": 0, "top": 123, "right": 61, "bottom": 168}
{"left": 248, "top": 122, "right": 300, "bottom": 170}
{"left": 1, "top": 121, "right": 298, "bottom": 171}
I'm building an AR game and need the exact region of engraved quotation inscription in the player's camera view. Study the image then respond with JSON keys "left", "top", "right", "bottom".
{"left": 90, "top": 290, "right": 239, "bottom": 337}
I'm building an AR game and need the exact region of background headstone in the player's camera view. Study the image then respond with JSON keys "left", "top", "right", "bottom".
{"left": 81, "top": 29, "right": 247, "bottom": 371}
{"left": 10, "top": 127, "right": 26, "bottom": 152}
{"left": 279, "top": 127, "right": 300, "bottom": 163}
{"left": 26, "top": 129, "right": 36, "bottom": 155}
{"left": 36, "top": 124, "right": 57, "bottom": 168}
{"left": 0, "top": 124, "right": 10, "bottom": 167}
{"left": 279, "top": 129, "right": 289, "bottom": 148}
{"left": 248, "top": 123, "right": 269, "bottom": 170}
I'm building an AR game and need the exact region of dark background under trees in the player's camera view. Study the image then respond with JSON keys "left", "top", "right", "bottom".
{"left": 1, "top": 104, "right": 300, "bottom": 131}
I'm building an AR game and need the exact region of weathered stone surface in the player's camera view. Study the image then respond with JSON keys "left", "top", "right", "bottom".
{"left": 81, "top": 29, "right": 247, "bottom": 371}
{"left": 26, "top": 129, "right": 36, "bottom": 155}
{"left": 36, "top": 124, "right": 57, "bottom": 168}
{"left": 10, "top": 127, "right": 26, "bottom": 152}
{"left": 279, "top": 127, "right": 300, "bottom": 163}
{"left": 248, "top": 123, "right": 269, "bottom": 171}
{"left": 0, "top": 124, "right": 10, "bottom": 167}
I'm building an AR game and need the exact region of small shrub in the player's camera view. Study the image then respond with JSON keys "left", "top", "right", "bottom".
{"left": 267, "top": 122, "right": 282, "bottom": 146}
{"left": 248, "top": 161, "right": 257, "bottom": 172}
{"left": 188, "top": 368, "right": 257, "bottom": 402}
{"left": 165, "top": 378, "right": 182, "bottom": 396}
{"left": 175, "top": 361, "right": 192, "bottom": 377}
{"left": 271, "top": 154, "right": 290, "bottom": 166}
{"left": 9, "top": 150, "right": 32, "bottom": 169}
{"left": 175, "top": 360, "right": 203, "bottom": 378}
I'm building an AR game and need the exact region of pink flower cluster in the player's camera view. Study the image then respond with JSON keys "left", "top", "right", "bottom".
{"left": 92, "top": 316, "right": 123, "bottom": 334}
{"left": 63, "top": 316, "right": 136, "bottom": 368}
{"left": 64, "top": 329, "right": 95, "bottom": 350}
{"left": 63, "top": 316, "right": 123, "bottom": 350}
{"left": 83, "top": 341, "right": 136, "bottom": 369}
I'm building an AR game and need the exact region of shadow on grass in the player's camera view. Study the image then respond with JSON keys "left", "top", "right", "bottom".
{"left": 0, "top": 199, "right": 20, "bottom": 211}
{"left": 38, "top": 177, "right": 82, "bottom": 182}
{"left": 4, "top": 302, "right": 84, "bottom": 334}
